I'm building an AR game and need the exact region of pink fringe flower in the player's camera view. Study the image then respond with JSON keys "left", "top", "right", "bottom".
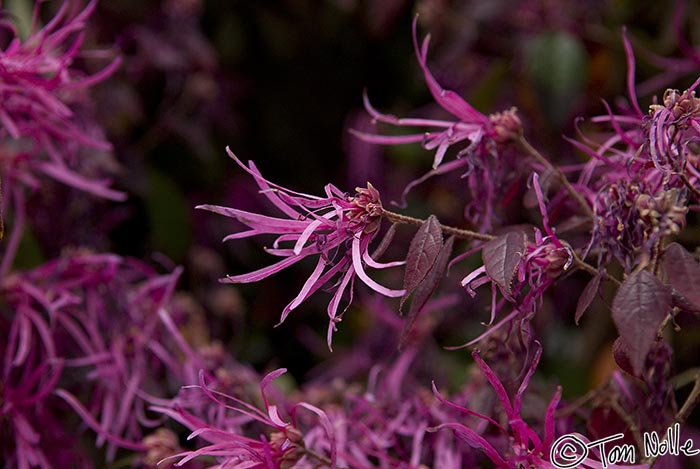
{"left": 198, "top": 148, "right": 405, "bottom": 349}
{"left": 350, "top": 17, "right": 523, "bottom": 231}
{"left": 571, "top": 32, "right": 696, "bottom": 270}
{"left": 430, "top": 343, "right": 562, "bottom": 468}
{"left": 153, "top": 368, "right": 337, "bottom": 469}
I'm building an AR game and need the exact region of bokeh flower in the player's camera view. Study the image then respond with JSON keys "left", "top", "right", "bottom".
{"left": 0, "top": 0, "right": 123, "bottom": 276}
{"left": 154, "top": 368, "right": 336, "bottom": 469}
{"left": 1, "top": 252, "right": 208, "bottom": 463}
{"left": 0, "top": 0, "right": 123, "bottom": 199}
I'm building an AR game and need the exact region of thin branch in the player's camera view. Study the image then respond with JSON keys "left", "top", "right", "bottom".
{"left": 610, "top": 398, "right": 645, "bottom": 452}
{"left": 381, "top": 209, "right": 494, "bottom": 242}
{"left": 672, "top": 367, "right": 700, "bottom": 390}
{"left": 674, "top": 370, "right": 700, "bottom": 425}
{"left": 648, "top": 370, "right": 700, "bottom": 467}
{"left": 515, "top": 134, "right": 596, "bottom": 220}
{"left": 679, "top": 172, "right": 700, "bottom": 200}
{"left": 300, "top": 447, "right": 347, "bottom": 469}
{"left": 555, "top": 386, "right": 605, "bottom": 418}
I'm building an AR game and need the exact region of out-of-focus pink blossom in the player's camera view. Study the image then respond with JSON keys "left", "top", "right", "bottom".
{"left": 1, "top": 252, "right": 207, "bottom": 463}
{"left": 0, "top": 303, "right": 74, "bottom": 468}
{"left": 0, "top": 0, "right": 124, "bottom": 276}
{"left": 456, "top": 173, "right": 572, "bottom": 348}
{"left": 430, "top": 342, "right": 562, "bottom": 468}
{"left": 0, "top": 0, "right": 123, "bottom": 199}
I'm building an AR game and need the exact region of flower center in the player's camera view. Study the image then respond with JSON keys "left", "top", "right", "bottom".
{"left": 347, "top": 182, "right": 383, "bottom": 233}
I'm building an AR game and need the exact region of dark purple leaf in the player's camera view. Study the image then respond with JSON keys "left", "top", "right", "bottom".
{"left": 671, "top": 290, "right": 700, "bottom": 314}
{"left": 400, "top": 236, "right": 454, "bottom": 348}
{"left": 401, "top": 215, "right": 442, "bottom": 308}
{"left": 612, "top": 337, "right": 637, "bottom": 379}
{"left": 482, "top": 231, "right": 526, "bottom": 298}
{"left": 663, "top": 242, "right": 700, "bottom": 311}
{"left": 611, "top": 270, "right": 671, "bottom": 376}
{"left": 575, "top": 274, "right": 601, "bottom": 325}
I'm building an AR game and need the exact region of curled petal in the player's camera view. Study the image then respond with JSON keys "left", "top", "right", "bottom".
{"left": 351, "top": 236, "right": 405, "bottom": 298}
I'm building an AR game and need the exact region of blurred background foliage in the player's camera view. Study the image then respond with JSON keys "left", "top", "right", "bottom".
{"left": 7, "top": 0, "right": 700, "bottom": 402}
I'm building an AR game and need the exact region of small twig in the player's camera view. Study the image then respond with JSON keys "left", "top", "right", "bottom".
{"left": 648, "top": 370, "right": 700, "bottom": 467}
{"left": 610, "top": 398, "right": 645, "bottom": 452}
{"left": 555, "top": 386, "right": 605, "bottom": 418}
{"left": 672, "top": 367, "right": 700, "bottom": 390}
{"left": 572, "top": 256, "right": 620, "bottom": 287}
{"left": 300, "top": 447, "right": 347, "bottom": 469}
{"left": 570, "top": 253, "right": 598, "bottom": 277}
{"left": 515, "top": 134, "right": 596, "bottom": 220}
{"left": 657, "top": 312, "right": 675, "bottom": 339}
{"left": 381, "top": 210, "right": 494, "bottom": 242}
{"left": 679, "top": 172, "right": 700, "bottom": 200}
{"left": 674, "top": 370, "right": 700, "bottom": 426}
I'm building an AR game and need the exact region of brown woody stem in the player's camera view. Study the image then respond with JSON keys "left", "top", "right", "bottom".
{"left": 675, "top": 370, "right": 700, "bottom": 426}
{"left": 381, "top": 210, "right": 495, "bottom": 242}
{"left": 679, "top": 172, "right": 700, "bottom": 200}
{"left": 648, "top": 370, "right": 700, "bottom": 467}
{"left": 515, "top": 134, "right": 596, "bottom": 220}
{"left": 300, "top": 447, "right": 346, "bottom": 469}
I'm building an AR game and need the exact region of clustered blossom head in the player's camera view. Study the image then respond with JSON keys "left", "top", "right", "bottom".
{"left": 457, "top": 175, "right": 572, "bottom": 347}
{"left": 198, "top": 148, "right": 405, "bottom": 349}
{"left": 461, "top": 228, "right": 571, "bottom": 299}
{"left": 351, "top": 18, "right": 523, "bottom": 170}
{"left": 594, "top": 181, "right": 687, "bottom": 269}
{"left": 154, "top": 369, "right": 335, "bottom": 469}
{"left": 572, "top": 35, "right": 697, "bottom": 271}
{"left": 0, "top": 296, "right": 74, "bottom": 468}
{"left": 646, "top": 81, "right": 700, "bottom": 174}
